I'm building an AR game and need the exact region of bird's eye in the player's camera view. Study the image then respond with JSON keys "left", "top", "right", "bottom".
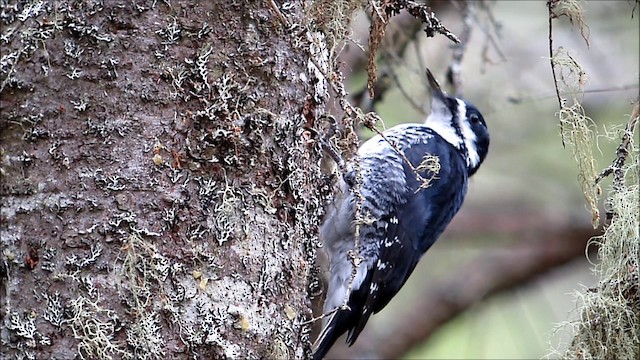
{"left": 470, "top": 114, "right": 480, "bottom": 124}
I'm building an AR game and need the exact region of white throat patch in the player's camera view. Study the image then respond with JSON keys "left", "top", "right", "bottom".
{"left": 425, "top": 104, "right": 463, "bottom": 149}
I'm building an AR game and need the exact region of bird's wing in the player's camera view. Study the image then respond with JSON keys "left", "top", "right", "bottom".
{"left": 313, "top": 127, "right": 468, "bottom": 359}
{"left": 348, "top": 133, "right": 468, "bottom": 344}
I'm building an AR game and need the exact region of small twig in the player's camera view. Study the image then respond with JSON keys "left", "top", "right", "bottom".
{"left": 595, "top": 97, "right": 640, "bottom": 187}
{"left": 547, "top": 0, "right": 568, "bottom": 148}
{"left": 267, "top": 0, "right": 290, "bottom": 27}
{"left": 547, "top": 0, "right": 564, "bottom": 111}
{"left": 321, "top": 139, "right": 347, "bottom": 175}
{"left": 304, "top": 124, "right": 349, "bottom": 175}
{"left": 400, "top": 1, "right": 461, "bottom": 44}
{"left": 370, "top": 0, "right": 387, "bottom": 22}
{"left": 506, "top": 84, "right": 640, "bottom": 105}
{"left": 299, "top": 306, "right": 340, "bottom": 326}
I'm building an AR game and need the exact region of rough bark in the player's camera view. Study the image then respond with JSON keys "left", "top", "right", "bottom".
{"left": 1, "top": 1, "right": 328, "bottom": 359}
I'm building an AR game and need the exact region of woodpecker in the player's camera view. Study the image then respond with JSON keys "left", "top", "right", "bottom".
{"left": 313, "top": 69, "right": 489, "bottom": 359}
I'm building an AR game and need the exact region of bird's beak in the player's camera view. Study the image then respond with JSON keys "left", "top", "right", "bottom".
{"left": 426, "top": 69, "right": 447, "bottom": 102}
{"left": 424, "top": 69, "right": 454, "bottom": 127}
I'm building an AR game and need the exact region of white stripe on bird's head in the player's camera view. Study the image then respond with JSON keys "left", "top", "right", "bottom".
{"left": 455, "top": 99, "right": 481, "bottom": 169}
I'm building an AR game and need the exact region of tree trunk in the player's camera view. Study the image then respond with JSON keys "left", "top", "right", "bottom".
{"left": 1, "top": 1, "right": 328, "bottom": 358}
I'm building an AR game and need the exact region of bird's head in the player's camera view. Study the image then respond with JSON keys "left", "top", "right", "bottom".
{"left": 424, "top": 69, "right": 490, "bottom": 176}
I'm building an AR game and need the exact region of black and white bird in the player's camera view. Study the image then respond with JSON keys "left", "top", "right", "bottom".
{"left": 313, "top": 69, "right": 490, "bottom": 360}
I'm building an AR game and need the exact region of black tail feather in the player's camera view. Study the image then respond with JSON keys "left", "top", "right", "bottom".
{"left": 313, "top": 268, "right": 377, "bottom": 359}
{"left": 312, "top": 308, "right": 355, "bottom": 360}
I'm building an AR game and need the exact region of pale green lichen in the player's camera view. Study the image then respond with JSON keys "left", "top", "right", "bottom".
{"left": 66, "top": 296, "right": 126, "bottom": 360}
{"left": 558, "top": 100, "right": 601, "bottom": 226}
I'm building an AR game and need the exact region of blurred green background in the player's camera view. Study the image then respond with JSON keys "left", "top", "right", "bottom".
{"left": 343, "top": 1, "right": 639, "bottom": 358}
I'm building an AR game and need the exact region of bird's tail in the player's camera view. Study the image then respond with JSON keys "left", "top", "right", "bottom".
{"left": 312, "top": 309, "right": 350, "bottom": 360}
